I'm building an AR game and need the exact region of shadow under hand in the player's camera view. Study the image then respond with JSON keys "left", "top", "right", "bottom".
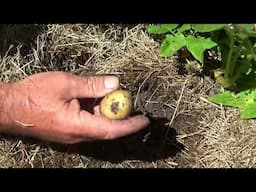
{"left": 1, "top": 98, "right": 184, "bottom": 163}
{"left": 49, "top": 115, "right": 185, "bottom": 163}
{"left": 78, "top": 98, "right": 101, "bottom": 114}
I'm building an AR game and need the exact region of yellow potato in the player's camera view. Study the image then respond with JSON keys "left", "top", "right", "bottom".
{"left": 100, "top": 90, "right": 133, "bottom": 120}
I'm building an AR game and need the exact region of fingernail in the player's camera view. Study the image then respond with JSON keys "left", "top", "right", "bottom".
{"left": 104, "top": 76, "right": 119, "bottom": 89}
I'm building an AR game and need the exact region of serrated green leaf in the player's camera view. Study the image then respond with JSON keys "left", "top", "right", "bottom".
{"left": 146, "top": 24, "right": 178, "bottom": 34}
{"left": 185, "top": 35, "right": 217, "bottom": 63}
{"left": 160, "top": 34, "right": 187, "bottom": 57}
{"left": 192, "top": 24, "right": 227, "bottom": 32}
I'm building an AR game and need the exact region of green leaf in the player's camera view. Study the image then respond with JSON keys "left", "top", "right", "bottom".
{"left": 185, "top": 35, "right": 217, "bottom": 63}
{"left": 146, "top": 24, "right": 178, "bottom": 34}
{"left": 241, "top": 24, "right": 255, "bottom": 31}
{"left": 208, "top": 91, "right": 244, "bottom": 108}
{"left": 192, "top": 24, "right": 227, "bottom": 32}
{"left": 160, "top": 33, "right": 217, "bottom": 61}
{"left": 176, "top": 24, "right": 192, "bottom": 33}
{"left": 160, "top": 34, "right": 187, "bottom": 57}
{"left": 234, "top": 24, "right": 255, "bottom": 32}
{"left": 240, "top": 103, "right": 256, "bottom": 119}
{"left": 233, "top": 24, "right": 256, "bottom": 38}
{"left": 209, "top": 89, "right": 256, "bottom": 119}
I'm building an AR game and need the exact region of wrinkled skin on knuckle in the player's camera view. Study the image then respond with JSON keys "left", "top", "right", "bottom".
{"left": 85, "top": 77, "right": 99, "bottom": 96}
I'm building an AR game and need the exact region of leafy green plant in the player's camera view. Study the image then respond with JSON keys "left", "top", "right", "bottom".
{"left": 146, "top": 24, "right": 256, "bottom": 119}
{"left": 210, "top": 24, "right": 256, "bottom": 90}
{"left": 146, "top": 24, "right": 221, "bottom": 63}
{"left": 209, "top": 89, "right": 256, "bottom": 119}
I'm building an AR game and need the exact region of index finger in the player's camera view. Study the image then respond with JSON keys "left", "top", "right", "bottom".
{"left": 77, "top": 111, "right": 150, "bottom": 140}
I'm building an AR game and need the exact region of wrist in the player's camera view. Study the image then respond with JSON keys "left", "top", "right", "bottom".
{"left": 0, "top": 82, "right": 13, "bottom": 131}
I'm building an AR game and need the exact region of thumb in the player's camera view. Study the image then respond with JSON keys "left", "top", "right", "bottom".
{"left": 69, "top": 75, "right": 120, "bottom": 98}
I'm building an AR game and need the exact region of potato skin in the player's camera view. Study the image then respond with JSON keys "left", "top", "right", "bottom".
{"left": 100, "top": 90, "right": 133, "bottom": 120}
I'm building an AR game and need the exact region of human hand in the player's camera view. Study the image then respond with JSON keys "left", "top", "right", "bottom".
{"left": 1, "top": 72, "right": 149, "bottom": 144}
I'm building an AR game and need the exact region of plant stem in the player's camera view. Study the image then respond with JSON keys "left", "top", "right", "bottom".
{"left": 223, "top": 26, "right": 234, "bottom": 84}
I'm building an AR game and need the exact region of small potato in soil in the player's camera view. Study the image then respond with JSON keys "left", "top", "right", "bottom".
{"left": 100, "top": 90, "right": 133, "bottom": 120}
